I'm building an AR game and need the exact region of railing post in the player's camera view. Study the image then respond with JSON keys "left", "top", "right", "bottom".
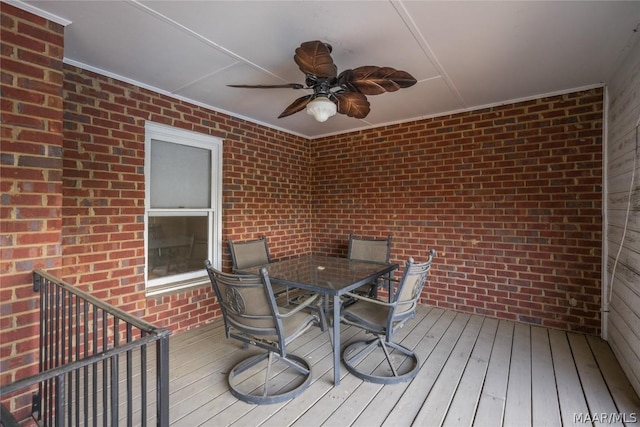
{"left": 156, "top": 334, "right": 170, "bottom": 427}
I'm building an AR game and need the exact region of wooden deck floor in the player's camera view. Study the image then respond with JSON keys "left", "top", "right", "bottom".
{"left": 166, "top": 306, "right": 640, "bottom": 426}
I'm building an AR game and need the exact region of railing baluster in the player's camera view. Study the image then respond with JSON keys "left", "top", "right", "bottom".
{"left": 156, "top": 336, "right": 170, "bottom": 427}
{"left": 140, "top": 330, "right": 147, "bottom": 427}
{"left": 92, "top": 303, "right": 98, "bottom": 427}
{"left": 111, "top": 353, "right": 119, "bottom": 426}
{"left": 55, "top": 374, "right": 65, "bottom": 427}
{"left": 37, "top": 273, "right": 45, "bottom": 422}
{"left": 74, "top": 293, "right": 80, "bottom": 427}
{"left": 47, "top": 279, "right": 54, "bottom": 427}
{"left": 82, "top": 297, "right": 89, "bottom": 427}
{"left": 102, "top": 310, "right": 108, "bottom": 427}
{"left": 63, "top": 287, "right": 71, "bottom": 425}
{"left": 126, "top": 323, "right": 133, "bottom": 427}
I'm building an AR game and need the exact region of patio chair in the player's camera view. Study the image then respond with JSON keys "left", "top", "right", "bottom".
{"left": 347, "top": 233, "right": 393, "bottom": 298}
{"left": 205, "top": 260, "right": 323, "bottom": 404}
{"left": 228, "top": 236, "right": 288, "bottom": 298}
{"left": 340, "top": 249, "right": 436, "bottom": 384}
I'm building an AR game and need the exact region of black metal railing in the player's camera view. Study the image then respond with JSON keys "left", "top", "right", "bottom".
{"left": 1, "top": 270, "right": 171, "bottom": 426}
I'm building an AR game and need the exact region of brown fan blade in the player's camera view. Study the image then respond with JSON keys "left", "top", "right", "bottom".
{"left": 278, "top": 94, "right": 313, "bottom": 119}
{"left": 294, "top": 41, "right": 337, "bottom": 79}
{"left": 228, "top": 83, "right": 304, "bottom": 89}
{"left": 340, "top": 66, "right": 417, "bottom": 95}
{"left": 336, "top": 92, "right": 370, "bottom": 119}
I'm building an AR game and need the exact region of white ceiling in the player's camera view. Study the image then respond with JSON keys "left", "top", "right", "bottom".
{"left": 16, "top": 0, "right": 640, "bottom": 139}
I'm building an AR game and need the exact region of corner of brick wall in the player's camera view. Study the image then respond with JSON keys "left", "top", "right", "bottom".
{"left": 1, "top": 3, "right": 65, "bottom": 419}
{"left": 311, "top": 88, "right": 604, "bottom": 335}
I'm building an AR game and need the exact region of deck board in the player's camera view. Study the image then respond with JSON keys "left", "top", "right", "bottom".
{"left": 549, "top": 328, "right": 591, "bottom": 427}
{"left": 163, "top": 306, "right": 640, "bottom": 427}
{"left": 587, "top": 335, "right": 640, "bottom": 418}
{"left": 472, "top": 319, "right": 514, "bottom": 426}
{"left": 530, "top": 326, "right": 561, "bottom": 427}
{"left": 412, "top": 314, "right": 484, "bottom": 426}
{"left": 382, "top": 312, "right": 471, "bottom": 426}
{"left": 503, "top": 322, "right": 532, "bottom": 426}
{"left": 442, "top": 317, "right": 498, "bottom": 427}
{"left": 569, "top": 333, "right": 624, "bottom": 426}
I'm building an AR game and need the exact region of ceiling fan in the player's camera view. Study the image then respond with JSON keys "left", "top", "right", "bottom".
{"left": 228, "top": 40, "right": 417, "bottom": 122}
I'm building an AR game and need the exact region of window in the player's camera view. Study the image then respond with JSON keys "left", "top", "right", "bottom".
{"left": 144, "top": 122, "right": 222, "bottom": 295}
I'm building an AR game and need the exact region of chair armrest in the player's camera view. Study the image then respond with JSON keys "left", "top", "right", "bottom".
{"left": 343, "top": 292, "right": 393, "bottom": 307}
{"left": 278, "top": 293, "right": 320, "bottom": 318}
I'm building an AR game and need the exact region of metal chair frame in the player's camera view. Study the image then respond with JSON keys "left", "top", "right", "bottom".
{"left": 205, "top": 260, "right": 322, "bottom": 404}
{"left": 340, "top": 249, "right": 436, "bottom": 384}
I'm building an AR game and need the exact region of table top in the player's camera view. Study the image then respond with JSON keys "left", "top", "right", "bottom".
{"left": 240, "top": 254, "right": 398, "bottom": 296}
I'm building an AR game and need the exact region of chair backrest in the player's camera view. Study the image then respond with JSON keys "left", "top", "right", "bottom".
{"left": 391, "top": 249, "right": 436, "bottom": 321}
{"left": 228, "top": 236, "right": 272, "bottom": 271}
{"left": 204, "top": 260, "right": 285, "bottom": 350}
{"left": 348, "top": 233, "right": 392, "bottom": 263}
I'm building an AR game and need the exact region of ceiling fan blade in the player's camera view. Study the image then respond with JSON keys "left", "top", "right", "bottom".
{"left": 294, "top": 41, "right": 337, "bottom": 79}
{"left": 227, "top": 83, "right": 305, "bottom": 89}
{"left": 339, "top": 66, "right": 417, "bottom": 95}
{"left": 278, "top": 94, "right": 313, "bottom": 119}
{"left": 336, "top": 92, "right": 370, "bottom": 119}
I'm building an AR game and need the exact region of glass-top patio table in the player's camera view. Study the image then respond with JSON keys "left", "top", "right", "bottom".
{"left": 240, "top": 254, "right": 398, "bottom": 386}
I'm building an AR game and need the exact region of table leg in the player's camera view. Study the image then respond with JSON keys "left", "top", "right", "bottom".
{"left": 333, "top": 294, "right": 341, "bottom": 386}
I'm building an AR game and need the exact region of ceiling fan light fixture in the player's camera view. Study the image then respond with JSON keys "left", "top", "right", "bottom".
{"left": 306, "top": 96, "right": 337, "bottom": 122}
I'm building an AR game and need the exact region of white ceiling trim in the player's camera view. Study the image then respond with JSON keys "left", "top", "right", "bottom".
{"left": 63, "top": 57, "right": 310, "bottom": 139}
{"left": 308, "top": 82, "right": 606, "bottom": 140}
{"left": 5, "top": 0, "right": 70, "bottom": 25}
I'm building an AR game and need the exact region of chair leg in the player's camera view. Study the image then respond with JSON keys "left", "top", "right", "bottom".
{"left": 228, "top": 352, "right": 313, "bottom": 404}
{"left": 378, "top": 338, "right": 399, "bottom": 377}
{"left": 263, "top": 352, "right": 275, "bottom": 398}
{"left": 342, "top": 336, "right": 420, "bottom": 384}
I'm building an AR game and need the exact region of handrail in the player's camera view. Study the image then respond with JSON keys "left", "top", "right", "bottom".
{"left": 2, "top": 270, "right": 171, "bottom": 427}
{"left": 33, "top": 269, "right": 166, "bottom": 335}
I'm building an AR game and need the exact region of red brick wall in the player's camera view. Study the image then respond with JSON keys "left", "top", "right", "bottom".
{"left": 61, "top": 64, "right": 310, "bottom": 331}
{"left": 0, "top": 2, "right": 65, "bottom": 419}
{"left": 311, "top": 89, "right": 603, "bottom": 334}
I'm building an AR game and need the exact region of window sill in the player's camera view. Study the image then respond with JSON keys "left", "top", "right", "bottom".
{"left": 145, "top": 275, "right": 209, "bottom": 297}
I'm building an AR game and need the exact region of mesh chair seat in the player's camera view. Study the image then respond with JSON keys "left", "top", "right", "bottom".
{"left": 206, "top": 261, "right": 323, "bottom": 404}
{"left": 341, "top": 250, "right": 436, "bottom": 384}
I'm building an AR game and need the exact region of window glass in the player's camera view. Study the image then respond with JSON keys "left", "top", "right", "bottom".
{"left": 150, "top": 139, "right": 211, "bottom": 208}
{"left": 147, "top": 215, "right": 208, "bottom": 280}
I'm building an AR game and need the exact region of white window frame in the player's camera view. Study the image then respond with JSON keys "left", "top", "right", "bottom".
{"left": 144, "top": 121, "right": 222, "bottom": 295}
